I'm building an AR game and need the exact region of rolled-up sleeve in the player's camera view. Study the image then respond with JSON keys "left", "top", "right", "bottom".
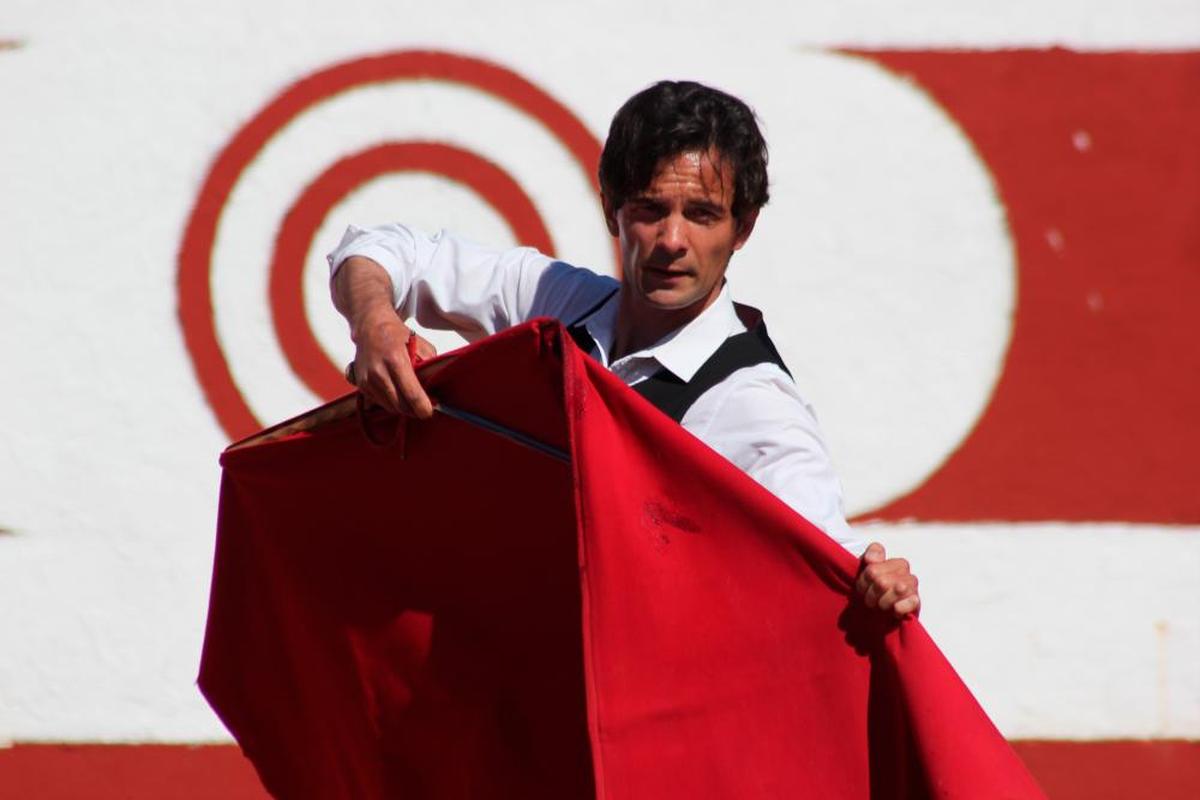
{"left": 327, "top": 224, "right": 560, "bottom": 341}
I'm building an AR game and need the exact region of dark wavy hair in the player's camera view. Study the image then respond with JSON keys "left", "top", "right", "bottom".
{"left": 598, "top": 81, "right": 769, "bottom": 222}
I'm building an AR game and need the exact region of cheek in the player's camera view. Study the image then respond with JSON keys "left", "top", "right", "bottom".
{"left": 620, "top": 228, "right": 651, "bottom": 260}
{"left": 617, "top": 233, "right": 640, "bottom": 279}
{"left": 706, "top": 233, "right": 739, "bottom": 263}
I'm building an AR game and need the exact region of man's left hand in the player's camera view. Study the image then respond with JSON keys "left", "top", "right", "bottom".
{"left": 855, "top": 542, "right": 920, "bottom": 618}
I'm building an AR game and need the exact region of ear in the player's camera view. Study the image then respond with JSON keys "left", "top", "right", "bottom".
{"left": 601, "top": 193, "right": 620, "bottom": 237}
{"left": 731, "top": 208, "right": 759, "bottom": 252}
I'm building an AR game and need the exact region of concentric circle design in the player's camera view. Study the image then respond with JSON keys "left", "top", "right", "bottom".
{"left": 269, "top": 142, "right": 555, "bottom": 401}
{"left": 178, "top": 51, "right": 606, "bottom": 441}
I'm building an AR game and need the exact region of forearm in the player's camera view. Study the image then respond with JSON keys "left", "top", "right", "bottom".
{"left": 327, "top": 223, "right": 581, "bottom": 340}
{"left": 331, "top": 255, "right": 401, "bottom": 341}
{"left": 329, "top": 253, "right": 435, "bottom": 417}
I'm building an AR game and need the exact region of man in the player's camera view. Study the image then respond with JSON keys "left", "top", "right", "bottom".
{"left": 328, "top": 80, "right": 919, "bottom": 617}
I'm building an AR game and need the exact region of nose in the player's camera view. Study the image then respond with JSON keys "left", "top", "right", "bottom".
{"left": 658, "top": 214, "right": 687, "bottom": 257}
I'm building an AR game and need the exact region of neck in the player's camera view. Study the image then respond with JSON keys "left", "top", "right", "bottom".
{"left": 611, "top": 287, "right": 711, "bottom": 361}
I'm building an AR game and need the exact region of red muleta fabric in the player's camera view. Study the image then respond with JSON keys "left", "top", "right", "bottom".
{"left": 199, "top": 319, "right": 1044, "bottom": 799}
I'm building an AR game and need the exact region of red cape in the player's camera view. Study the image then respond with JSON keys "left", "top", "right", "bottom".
{"left": 199, "top": 319, "right": 1044, "bottom": 799}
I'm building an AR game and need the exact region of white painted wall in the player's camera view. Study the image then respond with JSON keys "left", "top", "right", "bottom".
{"left": 1, "top": 0, "right": 1197, "bottom": 742}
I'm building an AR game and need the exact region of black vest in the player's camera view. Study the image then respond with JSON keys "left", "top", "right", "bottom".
{"left": 567, "top": 299, "right": 791, "bottom": 423}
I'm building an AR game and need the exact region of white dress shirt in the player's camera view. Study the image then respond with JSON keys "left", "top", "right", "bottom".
{"left": 328, "top": 224, "right": 863, "bottom": 553}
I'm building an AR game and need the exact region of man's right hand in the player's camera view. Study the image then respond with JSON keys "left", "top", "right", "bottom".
{"left": 332, "top": 255, "right": 436, "bottom": 419}
{"left": 349, "top": 310, "right": 437, "bottom": 418}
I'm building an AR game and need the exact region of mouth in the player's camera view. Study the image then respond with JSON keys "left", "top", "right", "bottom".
{"left": 644, "top": 265, "right": 691, "bottom": 278}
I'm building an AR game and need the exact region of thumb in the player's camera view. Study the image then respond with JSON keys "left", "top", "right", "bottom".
{"left": 410, "top": 332, "right": 438, "bottom": 362}
{"left": 860, "top": 541, "right": 886, "bottom": 565}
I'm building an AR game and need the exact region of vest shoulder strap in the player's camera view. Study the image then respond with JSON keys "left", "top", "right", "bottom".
{"left": 565, "top": 299, "right": 790, "bottom": 423}
{"left": 630, "top": 319, "right": 790, "bottom": 422}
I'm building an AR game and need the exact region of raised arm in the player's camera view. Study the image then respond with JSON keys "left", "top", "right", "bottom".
{"left": 327, "top": 223, "right": 618, "bottom": 415}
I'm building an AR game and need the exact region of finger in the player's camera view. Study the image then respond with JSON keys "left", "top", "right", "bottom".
{"left": 388, "top": 355, "right": 434, "bottom": 419}
{"left": 862, "top": 581, "right": 882, "bottom": 609}
{"left": 859, "top": 559, "right": 916, "bottom": 606}
{"left": 411, "top": 333, "right": 438, "bottom": 361}
{"left": 858, "top": 565, "right": 886, "bottom": 608}
{"left": 855, "top": 565, "right": 873, "bottom": 600}
{"left": 863, "top": 576, "right": 903, "bottom": 610}
{"left": 892, "top": 594, "right": 921, "bottom": 617}
{"left": 361, "top": 362, "right": 402, "bottom": 414}
{"left": 878, "top": 569, "right": 920, "bottom": 617}
{"left": 855, "top": 543, "right": 888, "bottom": 597}
{"left": 876, "top": 577, "right": 917, "bottom": 613}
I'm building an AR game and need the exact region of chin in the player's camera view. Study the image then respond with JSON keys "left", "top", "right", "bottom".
{"left": 640, "top": 290, "right": 704, "bottom": 311}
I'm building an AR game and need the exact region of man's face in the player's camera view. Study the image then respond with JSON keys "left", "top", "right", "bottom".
{"left": 605, "top": 149, "right": 757, "bottom": 320}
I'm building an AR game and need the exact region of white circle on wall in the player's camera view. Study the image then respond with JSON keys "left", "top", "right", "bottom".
{"left": 210, "top": 77, "right": 613, "bottom": 428}
{"left": 307, "top": 172, "right": 521, "bottom": 361}
{"left": 726, "top": 51, "right": 1015, "bottom": 516}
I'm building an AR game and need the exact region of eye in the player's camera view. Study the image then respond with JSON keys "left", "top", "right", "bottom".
{"left": 687, "top": 206, "right": 721, "bottom": 224}
{"left": 627, "top": 200, "right": 665, "bottom": 222}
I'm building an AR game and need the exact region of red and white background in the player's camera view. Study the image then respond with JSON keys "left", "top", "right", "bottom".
{"left": 1, "top": 1, "right": 1197, "bottom": 796}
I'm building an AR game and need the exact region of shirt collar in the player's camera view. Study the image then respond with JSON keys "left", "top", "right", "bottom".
{"left": 582, "top": 286, "right": 745, "bottom": 382}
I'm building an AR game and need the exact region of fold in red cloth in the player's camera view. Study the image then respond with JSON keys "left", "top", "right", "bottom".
{"left": 199, "top": 319, "right": 1044, "bottom": 799}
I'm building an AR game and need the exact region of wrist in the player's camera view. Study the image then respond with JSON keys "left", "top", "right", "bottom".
{"left": 350, "top": 304, "right": 405, "bottom": 344}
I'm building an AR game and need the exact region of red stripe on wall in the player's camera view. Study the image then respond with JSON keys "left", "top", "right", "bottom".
{"left": 0, "top": 745, "right": 269, "bottom": 799}
{"left": 854, "top": 50, "right": 1200, "bottom": 524}
{"left": 1012, "top": 740, "right": 1200, "bottom": 800}
{"left": 1, "top": 741, "right": 1197, "bottom": 799}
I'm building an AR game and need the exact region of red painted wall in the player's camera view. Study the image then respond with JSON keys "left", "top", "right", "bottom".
{"left": 855, "top": 50, "right": 1200, "bottom": 523}
{"left": 3, "top": 742, "right": 1198, "bottom": 799}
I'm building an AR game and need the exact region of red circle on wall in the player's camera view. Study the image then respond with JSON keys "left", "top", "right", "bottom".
{"left": 178, "top": 50, "right": 606, "bottom": 441}
{"left": 269, "top": 141, "right": 555, "bottom": 401}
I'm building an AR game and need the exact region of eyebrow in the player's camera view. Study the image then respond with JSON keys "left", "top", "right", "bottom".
{"left": 629, "top": 196, "right": 726, "bottom": 213}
